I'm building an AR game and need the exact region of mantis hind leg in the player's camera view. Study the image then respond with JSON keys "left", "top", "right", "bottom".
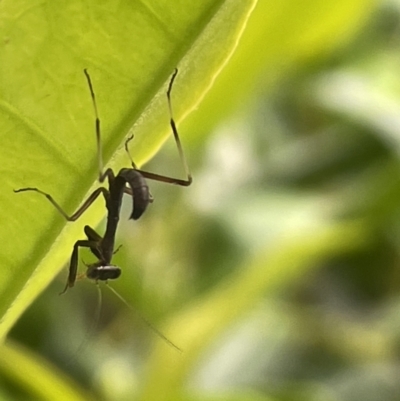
{"left": 14, "top": 187, "right": 109, "bottom": 221}
{"left": 123, "top": 69, "right": 192, "bottom": 187}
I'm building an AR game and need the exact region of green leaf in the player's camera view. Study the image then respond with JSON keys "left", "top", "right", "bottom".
{"left": 0, "top": 0, "right": 257, "bottom": 339}
{"left": 0, "top": 340, "right": 92, "bottom": 401}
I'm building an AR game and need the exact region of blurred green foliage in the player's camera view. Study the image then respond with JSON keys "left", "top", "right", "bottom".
{"left": 4, "top": 1, "right": 400, "bottom": 401}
